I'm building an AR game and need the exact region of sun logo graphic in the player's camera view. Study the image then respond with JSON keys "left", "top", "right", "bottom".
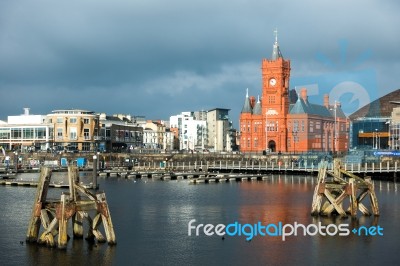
{"left": 292, "top": 39, "right": 378, "bottom": 116}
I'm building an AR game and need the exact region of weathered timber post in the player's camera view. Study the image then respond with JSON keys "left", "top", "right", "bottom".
{"left": 38, "top": 210, "right": 58, "bottom": 247}
{"left": 348, "top": 178, "right": 357, "bottom": 217}
{"left": 311, "top": 160, "right": 327, "bottom": 216}
{"left": 96, "top": 193, "right": 117, "bottom": 245}
{"left": 26, "top": 167, "right": 52, "bottom": 242}
{"left": 57, "top": 193, "right": 71, "bottom": 249}
{"left": 365, "top": 177, "right": 379, "bottom": 216}
{"left": 69, "top": 166, "right": 83, "bottom": 238}
{"left": 333, "top": 159, "right": 342, "bottom": 182}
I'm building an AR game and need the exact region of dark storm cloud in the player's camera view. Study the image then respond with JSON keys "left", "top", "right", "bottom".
{"left": 0, "top": 0, "right": 399, "bottom": 124}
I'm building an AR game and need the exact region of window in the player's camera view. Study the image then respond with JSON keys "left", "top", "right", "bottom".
{"left": 11, "top": 128, "right": 22, "bottom": 139}
{"left": 70, "top": 127, "right": 77, "bottom": 140}
{"left": 70, "top": 117, "right": 77, "bottom": 123}
{"left": 0, "top": 129, "right": 10, "bottom": 139}
{"left": 35, "top": 128, "right": 46, "bottom": 139}
{"left": 301, "top": 121, "right": 305, "bottom": 132}
{"left": 23, "top": 128, "right": 34, "bottom": 139}
{"left": 254, "top": 138, "right": 258, "bottom": 148}
{"left": 57, "top": 128, "right": 63, "bottom": 139}
{"left": 84, "top": 129, "right": 90, "bottom": 140}
{"left": 293, "top": 120, "right": 299, "bottom": 132}
{"left": 268, "top": 96, "right": 275, "bottom": 104}
{"left": 316, "top": 121, "right": 321, "bottom": 130}
{"left": 310, "top": 121, "right": 314, "bottom": 133}
{"left": 82, "top": 143, "right": 91, "bottom": 151}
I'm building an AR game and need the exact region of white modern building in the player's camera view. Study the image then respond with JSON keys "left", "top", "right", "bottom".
{"left": 170, "top": 112, "right": 207, "bottom": 151}
{"left": 170, "top": 109, "right": 235, "bottom": 152}
{"left": 0, "top": 108, "right": 53, "bottom": 152}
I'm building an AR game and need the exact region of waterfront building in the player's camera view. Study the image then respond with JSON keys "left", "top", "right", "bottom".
{"left": 47, "top": 109, "right": 99, "bottom": 152}
{"left": 207, "top": 108, "right": 234, "bottom": 152}
{"left": 98, "top": 113, "right": 143, "bottom": 152}
{"left": 143, "top": 120, "right": 167, "bottom": 149}
{"left": 163, "top": 129, "right": 175, "bottom": 151}
{"left": 170, "top": 109, "right": 235, "bottom": 152}
{"left": 0, "top": 108, "right": 53, "bottom": 152}
{"left": 390, "top": 104, "right": 400, "bottom": 150}
{"left": 170, "top": 112, "right": 207, "bottom": 151}
{"left": 349, "top": 89, "right": 400, "bottom": 150}
{"left": 239, "top": 34, "right": 348, "bottom": 153}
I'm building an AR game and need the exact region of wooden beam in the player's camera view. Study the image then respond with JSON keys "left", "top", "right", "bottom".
{"left": 58, "top": 193, "right": 70, "bottom": 249}
{"left": 26, "top": 167, "right": 52, "bottom": 242}
{"left": 97, "top": 193, "right": 116, "bottom": 245}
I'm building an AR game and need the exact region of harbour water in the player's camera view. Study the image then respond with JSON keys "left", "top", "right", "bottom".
{"left": 0, "top": 173, "right": 399, "bottom": 265}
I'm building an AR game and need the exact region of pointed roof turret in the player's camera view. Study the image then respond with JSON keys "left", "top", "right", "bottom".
{"left": 271, "top": 29, "right": 283, "bottom": 60}
{"left": 252, "top": 95, "right": 262, "bottom": 115}
{"left": 241, "top": 88, "right": 252, "bottom": 114}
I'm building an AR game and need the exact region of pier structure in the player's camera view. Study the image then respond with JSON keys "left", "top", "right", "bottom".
{"left": 26, "top": 166, "right": 116, "bottom": 249}
{"left": 311, "top": 159, "right": 379, "bottom": 218}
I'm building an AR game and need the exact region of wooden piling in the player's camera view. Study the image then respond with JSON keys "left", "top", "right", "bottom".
{"left": 96, "top": 193, "right": 116, "bottom": 245}
{"left": 26, "top": 167, "right": 52, "bottom": 242}
{"left": 57, "top": 193, "right": 70, "bottom": 249}
{"left": 311, "top": 158, "right": 380, "bottom": 218}
{"left": 26, "top": 165, "right": 116, "bottom": 248}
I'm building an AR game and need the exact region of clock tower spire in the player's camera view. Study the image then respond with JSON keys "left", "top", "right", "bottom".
{"left": 271, "top": 28, "right": 283, "bottom": 60}
{"left": 261, "top": 30, "right": 291, "bottom": 152}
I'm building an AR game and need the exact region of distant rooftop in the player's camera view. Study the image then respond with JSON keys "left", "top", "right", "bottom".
{"left": 349, "top": 89, "right": 400, "bottom": 120}
{"left": 51, "top": 109, "right": 95, "bottom": 115}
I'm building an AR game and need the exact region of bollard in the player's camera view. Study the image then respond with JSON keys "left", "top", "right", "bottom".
{"left": 93, "top": 155, "right": 98, "bottom": 190}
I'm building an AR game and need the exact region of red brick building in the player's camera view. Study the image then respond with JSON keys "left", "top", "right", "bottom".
{"left": 239, "top": 35, "right": 349, "bottom": 153}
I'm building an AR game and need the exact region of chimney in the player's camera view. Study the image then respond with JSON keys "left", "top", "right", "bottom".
{"left": 300, "top": 88, "right": 308, "bottom": 102}
{"left": 250, "top": 96, "right": 256, "bottom": 108}
{"left": 23, "top": 108, "right": 30, "bottom": 116}
{"left": 324, "top": 94, "right": 329, "bottom": 108}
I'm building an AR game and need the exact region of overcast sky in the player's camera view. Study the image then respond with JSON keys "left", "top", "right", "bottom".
{"left": 0, "top": 0, "right": 399, "bottom": 125}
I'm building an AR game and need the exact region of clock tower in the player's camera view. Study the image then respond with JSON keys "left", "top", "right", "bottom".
{"left": 261, "top": 30, "right": 291, "bottom": 152}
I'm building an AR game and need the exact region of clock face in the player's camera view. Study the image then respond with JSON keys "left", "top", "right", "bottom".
{"left": 269, "top": 78, "right": 276, "bottom": 86}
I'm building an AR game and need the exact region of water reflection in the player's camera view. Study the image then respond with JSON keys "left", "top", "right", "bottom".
{"left": 1, "top": 172, "right": 399, "bottom": 265}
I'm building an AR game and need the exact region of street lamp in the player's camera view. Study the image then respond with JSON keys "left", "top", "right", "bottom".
{"left": 14, "top": 151, "right": 18, "bottom": 172}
